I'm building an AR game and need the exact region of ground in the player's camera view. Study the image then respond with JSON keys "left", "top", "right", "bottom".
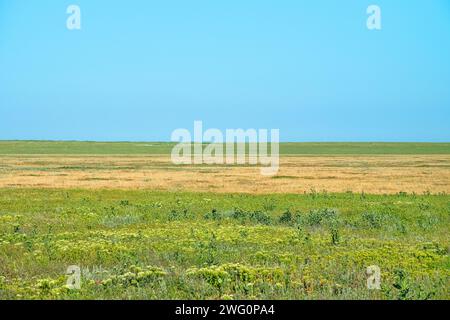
{"left": 0, "top": 142, "right": 448, "bottom": 299}
{"left": 0, "top": 155, "right": 449, "bottom": 194}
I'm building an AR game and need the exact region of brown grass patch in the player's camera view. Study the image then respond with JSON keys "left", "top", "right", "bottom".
{"left": 0, "top": 155, "right": 449, "bottom": 194}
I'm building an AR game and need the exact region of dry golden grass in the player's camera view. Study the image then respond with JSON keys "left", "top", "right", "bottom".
{"left": 0, "top": 155, "right": 449, "bottom": 194}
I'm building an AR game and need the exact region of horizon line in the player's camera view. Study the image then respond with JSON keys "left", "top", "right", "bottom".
{"left": 1, "top": 140, "right": 450, "bottom": 144}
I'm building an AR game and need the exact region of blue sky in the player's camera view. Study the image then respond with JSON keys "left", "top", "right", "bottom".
{"left": 1, "top": 0, "right": 449, "bottom": 142}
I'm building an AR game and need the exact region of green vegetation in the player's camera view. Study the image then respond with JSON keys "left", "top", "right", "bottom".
{"left": 0, "top": 189, "right": 448, "bottom": 299}
{"left": 0, "top": 141, "right": 449, "bottom": 155}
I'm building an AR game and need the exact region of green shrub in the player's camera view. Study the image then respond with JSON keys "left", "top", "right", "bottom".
{"left": 279, "top": 210, "right": 294, "bottom": 225}
{"left": 306, "top": 208, "right": 339, "bottom": 227}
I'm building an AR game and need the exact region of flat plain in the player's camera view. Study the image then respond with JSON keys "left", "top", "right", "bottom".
{"left": 0, "top": 155, "right": 449, "bottom": 194}
{"left": 0, "top": 141, "right": 448, "bottom": 299}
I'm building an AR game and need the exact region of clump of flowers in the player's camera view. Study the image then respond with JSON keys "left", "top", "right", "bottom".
{"left": 101, "top": 265, "right": 166, "bottom": 287}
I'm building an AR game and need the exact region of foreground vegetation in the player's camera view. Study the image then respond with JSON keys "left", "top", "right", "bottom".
{"left": 0, "top": 189, "right": 448, "bottom": 299}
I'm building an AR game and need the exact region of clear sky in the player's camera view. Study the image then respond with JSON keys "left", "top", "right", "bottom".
{"left": 1, "top": 0, "right": 449, "bottom": 142}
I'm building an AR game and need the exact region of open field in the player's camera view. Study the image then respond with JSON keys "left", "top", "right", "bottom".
{"left": 0, "top": 142, "right": 448, "bottom": 300}
{"left": 0, "top": 155, "right": 449, "bottom": 194}
{"left": 0, "top": 189, "right": 449, "bottom": 299}
{"left": 1, "top": 141, "right": 450, "bottom": 155}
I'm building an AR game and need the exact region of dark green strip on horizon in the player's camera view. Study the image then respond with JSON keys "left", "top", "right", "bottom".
{"left": 0, "top": 141, "right": 449, "bottom": 155}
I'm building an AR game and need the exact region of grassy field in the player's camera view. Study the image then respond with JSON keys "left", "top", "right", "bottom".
{"left": 0, "top": 141, "right": 448, "bottom": 300}
{"left": 0, "top": 189, "right": 448, "bottom": 299}
{"left": 1, "top": 155, "right": 449, "bottom": 194}
{"left": 1, "top": 141, "right": 449, "bottom": 155}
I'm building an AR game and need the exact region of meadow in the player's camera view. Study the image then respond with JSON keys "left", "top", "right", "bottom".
{"left": 1, "top": 155, "right": 449, "bottom": 194}
{"left": 1, "top": 141, "right": 450, "bottom": 155}
{"left": 0, "top": 142, "right": 448, "bottom": 300}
